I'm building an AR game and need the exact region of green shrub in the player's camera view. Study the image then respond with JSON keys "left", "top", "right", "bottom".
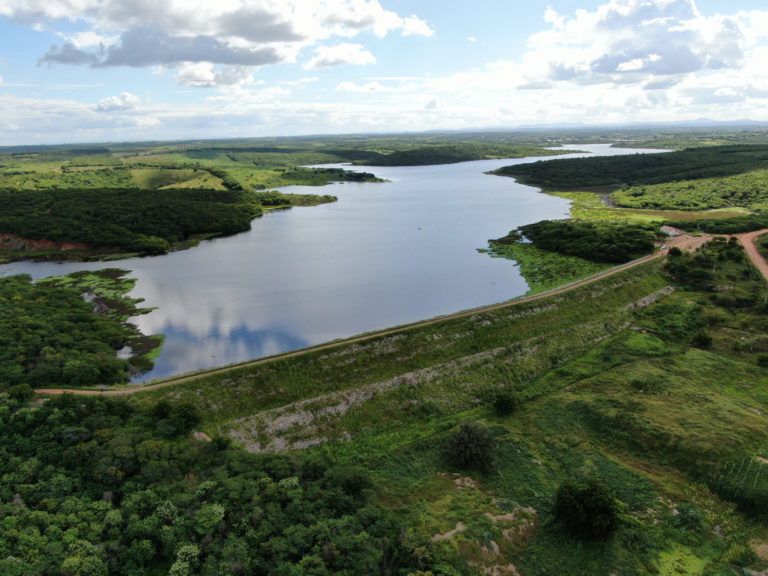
{"left": 553, "top": 478, "right": 620, "bottom": 539}
{"left": 691, "top": 330, "right": 713, "bottom": 348}
{"left": 493, "top": 390, "right": 518, "bottom": 415}
{"left": 444, "top": 422, "right": 495, "bottom": 473}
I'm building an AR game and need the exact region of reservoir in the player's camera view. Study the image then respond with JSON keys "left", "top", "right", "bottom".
{"left": 0, "top": 144, "right": 661, "bottom": 381}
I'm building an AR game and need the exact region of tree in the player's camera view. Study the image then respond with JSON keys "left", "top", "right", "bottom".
{"left": 553, "top": 478, "right": 620, "bottom": 539}
{"left": 444, "top": 422, "right": 495, "bottom": 473}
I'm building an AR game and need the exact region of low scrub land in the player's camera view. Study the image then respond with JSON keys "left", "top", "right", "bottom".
{"left": 613, "top": 169, "right": 768, "bottom": 211}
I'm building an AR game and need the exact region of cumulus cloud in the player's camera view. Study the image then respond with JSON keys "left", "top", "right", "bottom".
{"left": 40, "top": 27, "right": 283, "bottom": 68}
{"left": 8, "top": 0, "right": 432, "bottom": 84}
{"left": 525, "top": 0, "right": 751, "bottom": 87}
{"left": 320, "top": 1, "right": 433, "bottom": 37}
{"left": 95, "top": 92, "right": 140, "bottom": 111}
{"left": 64, "top": 30, "right": 117, "bottom": 49}
{"left": 306, "top": 43, "right": 376, "bottom": 68}
{"left": 401, "top": 15, "right": 434, "bottom": 37}
{"left": 39, "top": 43, "right": 100, "bottom": 66}
{"left": 176, "top": 63, "right": 253, "bottom": 87}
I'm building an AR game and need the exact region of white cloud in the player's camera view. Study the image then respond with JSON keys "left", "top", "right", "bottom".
{"left": 64, "top": 30, "right": 117, "bottom": 49}
{"left": 401, "top": 15, "right": 434, "bottom": 37}
{"left": 8, "top": 0, "right": 432, "bottom": 81}
{"left": 306, "top": 43, "right": 376, "bottom": 68}
{"left": 523, "top": 0, "right": 756, "bottom": 86}
{"left": 95, "top": 92, "right": 140, "bottom": 111}
{"left": 319, "top": 1, "right": 433, "bottom": 38}
{"left": 336, "top": 80, "right": 384, "bottom": 92}
{"left": 4, "top": 0, "right": 768, "bottom": 145}
{"left": 205, "top": 85, "right": 291, "bottom": 104}
{"left": 176, "top": 62, "right": 253, "bottom": 87}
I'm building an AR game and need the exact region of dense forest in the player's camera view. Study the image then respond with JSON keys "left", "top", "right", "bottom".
{"left": 493, "top": 220, "right": 657, "bottom": 263}
{"left": 664, "top": 213, "right": 768, "bottom": 234}
{"left": 0, "top": 188, "right": 264, "bottom": 256}
{"left": 0, "top": 394, "right": 431, "bottom": 576}
{"left": 493, "top": 145, "right": 768, "bottom": 188}
{"left": 0, "top": 270, "right": 159, "bottom": 389}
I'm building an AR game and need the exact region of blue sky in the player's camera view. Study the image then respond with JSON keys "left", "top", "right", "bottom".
{"left": 1, "top": 0, "right": 767, "bottom": 145}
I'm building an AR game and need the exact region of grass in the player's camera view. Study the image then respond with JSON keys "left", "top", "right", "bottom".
{"left": 130, "top": 167, "right": 225, "bottom": 189}
{"left": 549, "top": 190, "right": 752, "bottom": 223}
{"left": 480, "top": 241, "right": 610, "bottom": 294}
{"left": 613, "top": 169, "right": 768, "bottom": 212}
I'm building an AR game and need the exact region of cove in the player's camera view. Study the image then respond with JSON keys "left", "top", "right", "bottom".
{"left": 0, "top": 144, "right": 663, "bottom": 382}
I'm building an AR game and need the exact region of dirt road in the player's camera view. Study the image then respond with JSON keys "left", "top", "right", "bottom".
{"left": 33, "top": 233, "right": 709, "bottom": 397}
{"left": 736, "top": 229, "right": 768, "bottom": 282}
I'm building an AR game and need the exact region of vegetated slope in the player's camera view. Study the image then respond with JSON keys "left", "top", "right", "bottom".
{"left": 612, "top": 168, "right": 768, "bottom": 211}
{"left": 493, "top": 144, "right": 768, "bottom": 188}
{"left": 492, "top": 219, "right": 657, "bottom": 264}
{"left": 664, "top": 213, "right": 768, "bottom": 234}
{"left": 0, "top": 188, "right": 264, "bottom": 255}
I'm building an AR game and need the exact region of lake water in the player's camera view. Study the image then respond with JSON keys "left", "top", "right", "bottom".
{"left": 0, "top": 144, "right": 663, "bottom": 381}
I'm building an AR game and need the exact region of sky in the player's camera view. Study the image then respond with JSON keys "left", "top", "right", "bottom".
{"left": 1, "top": 0, "right": 768, "bottom": 145}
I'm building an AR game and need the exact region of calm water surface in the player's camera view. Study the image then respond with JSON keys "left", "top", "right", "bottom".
{"left": 0, "top": 144, "right": 663, "bottom": 381}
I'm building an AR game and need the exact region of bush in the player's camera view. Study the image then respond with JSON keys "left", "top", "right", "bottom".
{"left": 691, "top": 330, "right": 713, "bottom": 348}
{"left": 493, "top": 390, "right": 518, "bottom": 416}
{"left": 553, "top": 478, "right": 620, "bottom": 539}
{"left": 444, "top": 422, "right": 495, "bottom": 473}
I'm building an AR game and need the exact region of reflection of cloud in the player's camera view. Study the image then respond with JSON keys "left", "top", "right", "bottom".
{"left": 135, "top": 323, "right": 309, "bottom": 382}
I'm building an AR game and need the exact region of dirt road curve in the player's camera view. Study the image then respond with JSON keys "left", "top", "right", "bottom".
{"left": 737, "top": 229, "right": 768, "bottom": 282}
{"left": 34, "top": 232, "right": 727, "bottom": 397}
